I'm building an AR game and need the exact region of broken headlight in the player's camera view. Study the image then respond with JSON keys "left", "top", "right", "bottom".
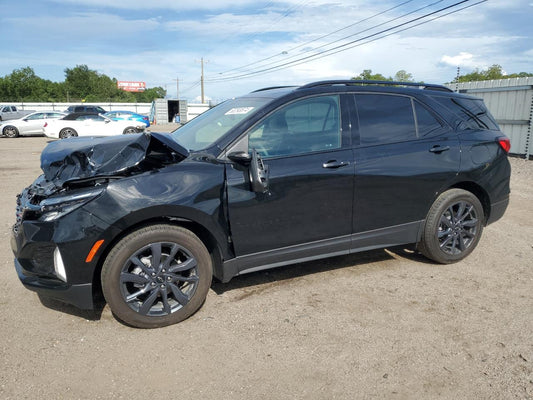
{"left": 39, "top": 187, "right": 105, "bottom": 222}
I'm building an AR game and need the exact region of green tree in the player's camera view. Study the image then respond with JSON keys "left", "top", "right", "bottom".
{"left": 0, "top": 65, "right": 167, "bottom": 102}
{"left": 454, "top": 64, "right": 533, "bottom": 83}
{"left": 352, "top": 69, "right": 390, "bottom": 81}
{"left": 134, "top": 87, "right": 167, "bottom": 102}
{"left": 393, "top": 70, "right": 414, "bottom": 82}
{"left": 352, "top": 69, "right": 416, "bottom": 82}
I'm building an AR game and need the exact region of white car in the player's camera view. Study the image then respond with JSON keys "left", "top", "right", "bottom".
{"left": 44, "top": 112, "right": 146, "bottom": 139}
{"left": 1, "top": 111, "right": 66, "bottom": 138}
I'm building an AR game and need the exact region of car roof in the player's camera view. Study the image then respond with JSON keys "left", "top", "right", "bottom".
{"left": 62, "top": 112, "right": 100, "bottom": 120}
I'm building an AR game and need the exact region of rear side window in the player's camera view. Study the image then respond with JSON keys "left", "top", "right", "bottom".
{"left": 355, "top": 94, "right": 416, "bottom": 145}
{"left": 414, "top": 101, "right": 443, "bottom": 136}
{"left": 432, "top": 96, "right": 499, "bottom": 130}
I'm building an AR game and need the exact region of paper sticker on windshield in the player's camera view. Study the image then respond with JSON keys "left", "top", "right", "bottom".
{"left": 225, "top": 107, "right": 254, "bottom": 115}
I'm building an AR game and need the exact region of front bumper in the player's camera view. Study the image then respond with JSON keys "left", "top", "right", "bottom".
{"left": 11, "top": 192, "right": 109, "bottom": 310}
{"left": 14, "top": 258, "right": 94, "bottom": 309}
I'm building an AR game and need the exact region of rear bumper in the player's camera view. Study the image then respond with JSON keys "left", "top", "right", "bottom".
{"left": 487, "top": 195, "right": 509, "bottom": 225}
{"left": 14, "top": 258, "right": 94, "bottom": 309}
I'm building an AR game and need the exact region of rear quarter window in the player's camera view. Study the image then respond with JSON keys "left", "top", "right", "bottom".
{"left": 431, "top": 96, "right": 499, "bottom": 131}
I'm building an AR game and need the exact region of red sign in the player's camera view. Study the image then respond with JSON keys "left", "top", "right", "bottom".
{"left": 117, "top": 81, "right": 146, "bottom": 92}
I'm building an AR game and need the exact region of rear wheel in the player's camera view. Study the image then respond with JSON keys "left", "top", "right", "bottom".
{"left": 59, "top": 127, "right": 78, "bottom": 139}
{"left": 123, "top": 126, "right": 137, "bottom": 134}
{"left": 419, "top": 189, "right": 484, "bottom": 263}
{"left": 3, "top": 126, "right": 19, "bottom": 138}
{"left": 101, "top": 224, "right": 212, "bottom": 328}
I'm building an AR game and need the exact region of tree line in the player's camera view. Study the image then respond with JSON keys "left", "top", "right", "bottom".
{"left": 0, "top": 65, "right": 166, "bottom": 103}
{"left": 352, "top": 65, "right": 532, "bottom": 83}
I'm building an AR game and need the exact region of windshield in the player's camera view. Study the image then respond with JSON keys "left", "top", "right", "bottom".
{"left": 170, "top": 97, "right": 271, "bottom": 151}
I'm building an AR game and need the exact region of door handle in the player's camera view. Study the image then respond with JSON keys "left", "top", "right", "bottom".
{"left": 429, "top": 145, "right": 450, "bottom": 153}
{"left": 322, "top": 160, "right": 350, "bottom": 169}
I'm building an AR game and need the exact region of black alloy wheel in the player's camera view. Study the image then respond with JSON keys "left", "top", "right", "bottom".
{"left": 419, "top": 189, "right": 484, "bottom": 264}
{"left": 101, "top": 225, "right": 212, "bottom": 328}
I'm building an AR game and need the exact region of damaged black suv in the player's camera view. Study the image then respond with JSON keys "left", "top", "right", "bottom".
{"left": 12, "top": 80, "right": 511, "bottom": 328}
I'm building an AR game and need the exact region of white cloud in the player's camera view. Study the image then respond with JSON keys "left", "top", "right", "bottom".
{"left": 440, "top": 52, "right": 479, "bottom": 68}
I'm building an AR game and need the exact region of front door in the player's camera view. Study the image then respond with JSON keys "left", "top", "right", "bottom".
{"left": 226, "top": 94, "right": 354, "bottom": 257}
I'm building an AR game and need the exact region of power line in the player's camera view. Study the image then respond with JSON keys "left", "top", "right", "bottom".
{"left": 217, "top": 0, "right": 417, "bottom": 76}
{"left": 218, "top": 0, "right": 446, "bottom": 78}
{"left": 209, "top": 0, "right": 459, "bottom": 81}
{"left": 207, "top": 0, "right": 483, "bottom": 83}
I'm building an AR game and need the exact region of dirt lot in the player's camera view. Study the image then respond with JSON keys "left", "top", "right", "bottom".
{"left": 1, "top": 131, "right": 532, "bottom": 399}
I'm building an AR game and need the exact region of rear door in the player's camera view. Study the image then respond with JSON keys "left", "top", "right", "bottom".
{"left": 226, "top": 94, "right": 354, "bottom": 256}
{"left": 352, "top": 93, "right": 461, "bottom": 239}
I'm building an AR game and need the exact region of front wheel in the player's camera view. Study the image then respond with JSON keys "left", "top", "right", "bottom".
{"left": 3, "top": 126, "right": 19, "bottom": 138}
{"left": 101, "top": 224, "right": 212, "bottom": 328}
{"left": 419, "top": 189, "right": 484, "bottom": 264}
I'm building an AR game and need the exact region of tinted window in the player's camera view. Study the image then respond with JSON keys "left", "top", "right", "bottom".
{"left": 414, "top": 101, "right": 443, "bottom": 136}
{"left": 249, "top": 95, "right": 341, "bottom": 157}
{"left": 355, "top": 94, "right": 416, "bottom": 145}
{"left": 432, "top": 96, "right": 498, "bottom": 130}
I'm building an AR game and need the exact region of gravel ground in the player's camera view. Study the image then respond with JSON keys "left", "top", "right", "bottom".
{"left": 0, "top": 133, "right": 532, "bottom": 399}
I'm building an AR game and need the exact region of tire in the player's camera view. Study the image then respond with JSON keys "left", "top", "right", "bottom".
{"left": 59, "top": 128, "right": 78, "bottom": 139}
{"left": 101, "top": 224, "right": 212, "bottom": 328}
{"left": 123, "top": 126, "right": 137, "bottom": 134}
{"left": 419, "top": 189, "right": 484, "bottom": 264}
{"left": 3, "top": 126, "right": 19, "bottom": 138}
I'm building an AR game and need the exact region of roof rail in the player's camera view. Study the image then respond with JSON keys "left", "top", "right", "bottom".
{"left": 251, "top": 85, "right": 296, "bottom": 93}
{"left": 298, "top": 80, "right": 453, "bottom": 92}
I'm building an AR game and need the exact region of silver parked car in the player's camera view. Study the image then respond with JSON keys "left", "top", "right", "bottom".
{"left": 1, "top": 111, "right": 67, "bottom": 138}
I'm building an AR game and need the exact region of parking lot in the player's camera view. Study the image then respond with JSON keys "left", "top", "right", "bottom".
{"left": 1, "top": 133, "right": 532, "bottom": 399}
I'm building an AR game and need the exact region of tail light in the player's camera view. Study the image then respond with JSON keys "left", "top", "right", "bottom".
{"left": 497, "top": 137, "right": 511, "bottom": 153}
{"left": 44, "top": 122, "right": 48, "bottom": 127}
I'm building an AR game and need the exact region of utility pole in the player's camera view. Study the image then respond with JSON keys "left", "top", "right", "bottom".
{"left": 196, "top": 57, "right": 209, "bottom": 104}
{"left": 173, "top": 76, "right": 179, "bottom": 99}
{"left": 201, "top": 58, "right": 205, "bottom": 104}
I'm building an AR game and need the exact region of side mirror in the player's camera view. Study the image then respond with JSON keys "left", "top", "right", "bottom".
{"left": 228, "top": 151, "right": 251, "bottom": 165}
{"left": 249, "top": 149, "right": 269, "bottom": 193}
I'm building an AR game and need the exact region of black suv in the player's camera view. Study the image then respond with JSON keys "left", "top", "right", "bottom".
{"left": 12, "top": 80, "right": 511, "bottom": 328}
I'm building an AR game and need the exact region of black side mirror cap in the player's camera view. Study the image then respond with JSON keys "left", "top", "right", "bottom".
{"left": 228, "top": 151, "right": 252, "bottom": 165}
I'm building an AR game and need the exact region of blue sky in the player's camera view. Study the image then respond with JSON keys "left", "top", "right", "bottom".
{"left": 1, "top": 0, "right": 532, "bottom": 102}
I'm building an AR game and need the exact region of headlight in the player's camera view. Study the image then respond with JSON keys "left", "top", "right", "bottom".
{"left": 39, "top": 187, "right": 104, "bottom": 221}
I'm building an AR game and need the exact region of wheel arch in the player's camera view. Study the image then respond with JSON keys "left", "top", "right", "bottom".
{"left": 449, "top": 181, "right": 491, "bottom": 224}
{"left": 90, "top": 215, "right": 228, "bottom": 302}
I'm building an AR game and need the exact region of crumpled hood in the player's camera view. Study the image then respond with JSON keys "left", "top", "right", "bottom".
{"left": 41, "top": 132, "right": 189, "bottom": 187}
